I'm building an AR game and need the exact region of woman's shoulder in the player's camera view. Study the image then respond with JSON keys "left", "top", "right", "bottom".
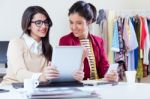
{"left": 59, "top": 32, "right": 77, "bottom": 45}
{"left": 60, "top": 32, "right": 73, "bottom": 39}
{"left": 59, "top": 32, "right": 75, "bottom": 42}
{"left": 10, "top": 38, "right": 24, "bottom": 44}
{"left": 9, "top": 38, "right": 25, "bottom": 48}
{"left": 90, "top": 34, "right": 104, "bottom": 42}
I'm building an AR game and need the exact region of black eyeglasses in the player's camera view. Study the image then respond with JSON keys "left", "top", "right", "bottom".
{"left": 31, "top": 20, "right": 50, "bottom": 27}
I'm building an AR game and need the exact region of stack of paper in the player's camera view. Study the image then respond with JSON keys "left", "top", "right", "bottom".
{"left": 82, "top": 79, "right": 118, "bottom": 86}
{"left": 26, "top": 87, "right": 99, "bottom": 99}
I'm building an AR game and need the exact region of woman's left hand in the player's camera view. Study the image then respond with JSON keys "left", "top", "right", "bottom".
{"left": 104, "top": 70, "right": 118, "bottom": 82}
{"left": 73, "top": 70, "right": 84, "bottom": 82}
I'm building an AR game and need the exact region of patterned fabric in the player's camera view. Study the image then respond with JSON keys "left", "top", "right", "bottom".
{"left": 80, "top": 39, "right": 99, "bottom": 80}
{"left": 112, "top": 21, "right": 119, "bottom": 52}
{"left": 115, "top": 17, "right": 126, "bottom": 62}
{"left": 113, "top": 17, "right": 127, "bottom": 81}
{"left": 123, "top": 17, "right": 130, "bottom": 52}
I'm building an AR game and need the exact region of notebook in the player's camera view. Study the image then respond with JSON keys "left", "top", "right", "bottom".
{"left": 26, "top": 87, "right": 99, "bottom": 99}
{"left": 82, "top": 80, "right": 118, "bottom": 86}
{"left": 50, "top": 46, "right": 84, "bottom": 83}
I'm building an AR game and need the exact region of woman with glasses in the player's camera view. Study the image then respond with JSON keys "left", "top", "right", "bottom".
{"left": 59, "top": 1, "right": 118, "bottom": 81}
{"left": 1, "top": 6, "right": 84, "bottom": 85}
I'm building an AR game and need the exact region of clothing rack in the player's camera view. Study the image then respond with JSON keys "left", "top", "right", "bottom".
{"left": 96, "top": 9, "right": 150, "bottom": 82}
{"left": 115, "top": 9, "right": 150, "bottom": 17}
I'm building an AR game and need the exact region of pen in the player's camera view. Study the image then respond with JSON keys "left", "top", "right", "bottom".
{"left": 0, "top": 89, "right": 9, "bottom": 93}
{"left": 84, "top": 83, "right": 94, "bottom": 86}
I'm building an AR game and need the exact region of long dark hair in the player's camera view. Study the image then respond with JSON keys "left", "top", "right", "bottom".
{"left": 68, "top": 0, "right": 97, "bottom": 23}
{"left": 21, "top": 6, "right": 52, "bottom": 61}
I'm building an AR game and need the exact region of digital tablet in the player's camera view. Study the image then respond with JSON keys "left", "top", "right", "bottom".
{"left": 51, "top": 46, "right": 84, "bottom": 83}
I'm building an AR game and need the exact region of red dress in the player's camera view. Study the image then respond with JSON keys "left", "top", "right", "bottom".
{"left": 59, "top": 32, "right": 109, "bottom": 79}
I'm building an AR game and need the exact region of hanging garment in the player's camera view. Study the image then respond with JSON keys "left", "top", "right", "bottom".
{"left": 112, "top": 21, "right": 120, "bottom": 52}
{"left": 147, "top": 19, "right": 150, "bottom": 73}
{"left": 149, "top": 50, "right": 150, "bottom": 73}
{"left": 140, "top": 17, "right": 147, "bottom": 50}
{"left": 107, "top": 10, "right": 115, "bottom": 64}
{"left": 143, "top": 17, "right": 150, "bottom": 65}
{"left": 112, "top": 17, "right": 127, "bottom": 81}
{"left": 134, "top": 16, "right": 143, "bottom": 79}
{"left": 122, "top": 17, "right": 138, "bottom": 70}
{"left": 96, "top": 9, "right": 107, "bottom": 25}
{"left": 115, "top": 17, "right": 126, "bottom": 63}
{"left": 128, "top": 18, "right": 138, "bottom": 70}
{"left": 131, "top": 17, "right": 138, "bottom": 70}
{"left": 96, "top": 9, "right": 109, "bottom": 54}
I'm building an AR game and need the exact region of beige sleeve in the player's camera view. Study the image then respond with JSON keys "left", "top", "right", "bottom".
{"left": 7, "top": 39, "right": 33, "bottom": 82}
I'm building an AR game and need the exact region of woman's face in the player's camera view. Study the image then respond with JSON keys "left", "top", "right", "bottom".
{"left": 28, "top": 13, "right": 49, "bottom": 42}
{"left": 69, "top": 13, "right": 89, "bottom": 39}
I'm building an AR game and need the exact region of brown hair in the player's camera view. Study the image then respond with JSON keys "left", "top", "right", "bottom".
{"left": 21, "top": 6, "right": 53, "bottom": 61}
{"left": 68, "top": 0, "right": 97, "bottom": 23}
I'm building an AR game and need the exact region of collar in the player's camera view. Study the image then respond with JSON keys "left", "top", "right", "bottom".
{"left": 22, "top": 34, "right": 42, "bottom": 54}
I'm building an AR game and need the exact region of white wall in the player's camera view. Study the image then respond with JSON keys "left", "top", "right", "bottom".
{"left": 0, "top": 0, "right": 150, "bottom": 46}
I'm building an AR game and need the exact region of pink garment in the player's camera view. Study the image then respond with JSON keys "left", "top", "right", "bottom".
{"left": 123, "top": 17, "right": 130, "bottom": 52}
{"left": 140, "top": 17, "right": 147, "bottom": 50}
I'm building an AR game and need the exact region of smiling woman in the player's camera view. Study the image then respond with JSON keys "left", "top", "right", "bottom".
{"left": 59, "top": 0, "right": 118, "bottom": 82}
{"left": 0, "top": 6, "right": 53, "bottom": 85}
{"left": 0, "top": 5, "right": 84, "bottom": 85}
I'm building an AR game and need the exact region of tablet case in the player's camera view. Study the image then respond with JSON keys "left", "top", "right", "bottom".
{"left": 12, "top": 81, "right": 83, "bottom": 89}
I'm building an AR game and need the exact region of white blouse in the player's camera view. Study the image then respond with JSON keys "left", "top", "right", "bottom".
{"left": 22, "top": 34, "right": 42, "bottom": 82}
{"left": 22, "top": 34, "right": 42, "bottom": 55}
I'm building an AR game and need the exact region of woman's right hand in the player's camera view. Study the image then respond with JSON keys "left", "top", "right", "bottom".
{"left": 39, "top": 62, "right": 59, "bottom": 82}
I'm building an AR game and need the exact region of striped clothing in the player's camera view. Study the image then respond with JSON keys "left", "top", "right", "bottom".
{"left": 80, "top": 39, "right": 99, "bottom": 79}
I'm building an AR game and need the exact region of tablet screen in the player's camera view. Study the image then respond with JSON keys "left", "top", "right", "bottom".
{"left": 51, "top": 46, "right": 83, "bottom": 82}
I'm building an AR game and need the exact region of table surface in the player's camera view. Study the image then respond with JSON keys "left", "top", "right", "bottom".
{"left": 0, "top": 82, "right": 150, "bottom": 99}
